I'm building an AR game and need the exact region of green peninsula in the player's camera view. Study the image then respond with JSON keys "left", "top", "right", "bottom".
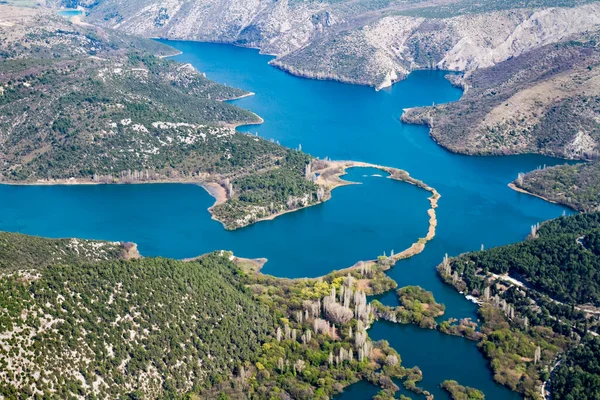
{"left": 0, "top": 5, "right": 321, "bottom": 230}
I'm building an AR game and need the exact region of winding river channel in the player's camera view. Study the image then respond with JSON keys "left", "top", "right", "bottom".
{"left": 0, "top": 40, "right": 576, "bottom": 398}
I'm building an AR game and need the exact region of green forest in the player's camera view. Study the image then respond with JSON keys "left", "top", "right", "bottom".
{"left": 516, "top": 162, "right": 600, "bottom": 213}
{"left": 438, "top": 212, "right": 600, "bottom": 399}
{"left": 0, "top": 8, "right": 321, "bottom": 231}
{"left": 0, "top": 231, "right": 435, "bottom": 399}
{"left": 446, "top": 212, "right": 600, "bottom": 306}
{"left": 440, "top": 380, "right": 485, "bottom": 400}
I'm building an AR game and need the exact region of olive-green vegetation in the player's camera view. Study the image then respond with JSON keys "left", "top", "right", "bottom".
{"left": 551, "top": 335, "right": 600, "bottom": 400}
{"left": 438, "top": 213, "right": 600, "bottom": 398}
{"left": 476, "top": 304, "right": 566, "bottom": 397}
{"left": 0, "top": 231, "right": 127, "bottom": 273}
{"left": 440, "top": 380, "right": 485, "bottom": 400}
{"left": 444, "top": 212, "right": 600, "bottom": 306}
{"left": 0, "top": 246, "right": 273, "bottom": 398}
{"left": 326, "top": 262, "right": 398, "bottom": 296}
{"left": 373, "top": 286, "right": 445, "bottom": 329}
{"left": 227, "top": 262, "right": 431, "bottom": 399}
{"left": 438, "top": 317, "right": 481, "bottom": 341}
{"left": 0, "top": 231, "right": 434, "bottom": 399}
{"left": 515, "top": 162, "right": 600, "bottom": 212}
{"left": 0, "top": 6, "right": 320, "bottom": 230}
{"left": 211, "top": 152, "right": 321, "bottom": 229}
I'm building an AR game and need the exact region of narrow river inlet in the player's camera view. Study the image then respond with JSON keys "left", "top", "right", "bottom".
{"left": 0, "top": 40, "right": 575, "bottom": 399}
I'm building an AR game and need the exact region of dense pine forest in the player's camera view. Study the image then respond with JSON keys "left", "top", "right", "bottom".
{"left": 551, "top": 336, "right": 600, "bottom": 399}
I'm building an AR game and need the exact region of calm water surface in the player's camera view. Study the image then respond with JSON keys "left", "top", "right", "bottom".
{"left": 58, "top": 9, "right": 83, "bottom": 17}
{"left": 1, "top": 40, "right": 575, "bottom": 398}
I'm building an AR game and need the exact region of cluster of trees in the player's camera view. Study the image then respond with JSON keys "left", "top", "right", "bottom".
{"left": 477, "top": 305, "right": 564, "bottom": 396}
{"left": 447, "top": 212, "right": 600, "bottom": 306}
{"left": 205, "top": 251, "right": 436, "bottom": 399}
{"left": 0, "top": 231, "right": 124, "bottom": 273}
{"left": 211, "top": 151, "right": 321, "bottom": 229}
{"left": 0, "top": 12, "right": 284, "bottom": 189}
{"left": 1, "top": 13, "right": 326, "bottom": 229}
{"left": 0, "top": 231, "right": 437, "bottom": 399}
{"left": 440, "top": 380, "right": 485, "bottom": 400}
{"left": 372, "top": 286, "right": 445, "bottom": 329}
{"left": 0, "top": 249, "right": 273, "bottom": 398}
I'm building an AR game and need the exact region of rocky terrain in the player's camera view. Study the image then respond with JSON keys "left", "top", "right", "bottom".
{"left": 398, "top": 26, "right": 600, "bottom": 212}
{"left": 66, "top": 0, "right": 600, "bottom": 89}
{"left": 402, "top": 30, "right": 600, "bottom": 159}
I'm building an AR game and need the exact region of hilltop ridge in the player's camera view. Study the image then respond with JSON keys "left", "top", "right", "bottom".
{"left": 68, "top": 0, "right": 600, "bottom": 89}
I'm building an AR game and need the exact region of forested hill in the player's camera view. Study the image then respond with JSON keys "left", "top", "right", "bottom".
{"left": 0, "top": 6, "right": 321, "bottom": 230}
{"left": 0, "top": 231, "right": 135, "bottom": 273}
{"left": 0, "top": 239, "right": 273, "bottom": 398}
{"left": 551, "top": 335, "right": 600, "bottom": 399}
{"left": 0, "top": 230, "right": 427, "bottom": 399}
{"left": 448, "top": 212, "right": 600, "bottom": 306}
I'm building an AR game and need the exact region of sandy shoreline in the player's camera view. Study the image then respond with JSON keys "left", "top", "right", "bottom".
{"left": 227, "top": 114, "right": 264, "bottom": 129}
{"left": 158, "top": 50, "right": 183, "bottom": 59}
{"left": 202, "top": 182, "right": 227, "bottom": 207}
{"left": 223, "top": 91, "right": 256, "bottom": 101}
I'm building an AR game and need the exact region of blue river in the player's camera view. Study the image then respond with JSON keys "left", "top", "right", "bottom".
{"left": 0, "top": 39, "right": 574, "bottom": 398}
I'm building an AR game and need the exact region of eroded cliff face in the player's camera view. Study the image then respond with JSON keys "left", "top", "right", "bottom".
{"left": 86, "top": 1, "right": 600, "bottom": 89}
{"left": 91, "top": 0, "right": 332, "bottom": 56}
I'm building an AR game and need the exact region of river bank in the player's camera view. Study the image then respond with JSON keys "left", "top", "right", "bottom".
{"left": 508, "top": 182, "right": 566, "bottom": 208}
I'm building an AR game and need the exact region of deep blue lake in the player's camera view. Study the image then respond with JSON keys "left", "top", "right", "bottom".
{"left": 0, "top": 39, "right": 575, "bottom": 399}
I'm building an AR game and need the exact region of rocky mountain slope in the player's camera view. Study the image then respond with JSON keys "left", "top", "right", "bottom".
{"left": 398, "top": 27, "right": 600, "bottom": 212}
{"left": 77, "top": 0, "right": 600, "bottom": 89}
{"left": 402, "top": 30, "right": 600, "bottom": 159}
